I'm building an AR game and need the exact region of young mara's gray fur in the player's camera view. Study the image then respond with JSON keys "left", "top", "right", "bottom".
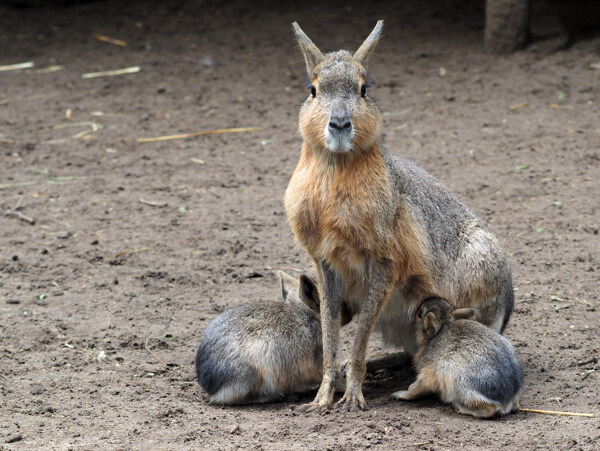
{"left": 195, "top": 272, "right": 324, "bottom": 405}
{"left": 392, "top": 298, "right": 523, "bottom": 418}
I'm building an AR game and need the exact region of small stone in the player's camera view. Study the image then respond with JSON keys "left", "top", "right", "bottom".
{"left": 6, "top": 435, "right": 23, "bottom": 443}
{"left": 56, "top": 232, "right": 71, "bottom": 239}
{"left": 7, "top": 298, "right": 20, "bottom": 304}
{"left": 31, "top": 385, "right": 44, "bottom": 395}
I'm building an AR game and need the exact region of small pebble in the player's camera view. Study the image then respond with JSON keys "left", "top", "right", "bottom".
{"left": 6, "top": 435, "right": 23, "bottom": 443}
{"left": 31, "top": 386, "right": 44, "bottom": 395}
{"left": 7, "top": 298, "right": 20, "bottom": 304}
{"left": 56, "top": 232, "right": 71, "bottom": 239}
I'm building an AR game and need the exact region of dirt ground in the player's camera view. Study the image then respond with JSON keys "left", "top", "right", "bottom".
{"left": 1, "top": 0, "right": 599, "bottom": 449}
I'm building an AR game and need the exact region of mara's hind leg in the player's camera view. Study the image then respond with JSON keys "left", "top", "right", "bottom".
{"left": 452, "top": 228, "right": 514, "bottom": 332}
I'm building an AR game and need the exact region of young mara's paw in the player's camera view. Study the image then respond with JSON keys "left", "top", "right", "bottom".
{"left": 390, "top": 390, "right": 411, "bottom": 401}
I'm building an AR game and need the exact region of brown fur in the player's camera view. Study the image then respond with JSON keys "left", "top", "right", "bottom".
{"left": 285, "top": 142, "right": 431, "bottom": 291}
{"left": 286, "top": 21, "right": 514, "bottom": 412}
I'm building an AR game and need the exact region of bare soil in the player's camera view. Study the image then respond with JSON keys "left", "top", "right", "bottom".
{"left": 1, "top": 0, "right": 599, "bottom": 449}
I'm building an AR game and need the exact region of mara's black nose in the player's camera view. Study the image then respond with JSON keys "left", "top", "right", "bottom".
{"left": 328, "top": 113, "right": 352, "bottom": 132}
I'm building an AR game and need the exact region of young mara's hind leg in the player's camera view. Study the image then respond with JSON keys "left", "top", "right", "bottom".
{"left": 391, "top": 373, "right": 436, "bottom": 401}
{"left": 452, "top": 401, "right": 499, "bottom": 419}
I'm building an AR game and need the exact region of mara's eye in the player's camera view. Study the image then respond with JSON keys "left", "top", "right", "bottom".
{"left": 307, "top": 84, "right": 316, "bottom": 98}
{"left": 361, "top": 84, "right": 366, "bottom": 98}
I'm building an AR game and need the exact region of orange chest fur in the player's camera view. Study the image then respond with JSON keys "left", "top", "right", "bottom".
{"left": 284, "top": 147, "right": 392, "bottom": 260}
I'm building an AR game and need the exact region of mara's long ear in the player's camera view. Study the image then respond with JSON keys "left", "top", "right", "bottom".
{"left": 353, "top": 20, "right": 384, "bottom": 69}
{"left": 278, "top": 270, "right": 299, "bottom": 303}
{"left": 298, "top": 275, "right": 320, "bottom": 313}
{"left": 292, "top": 22, "right": 324, "bottom": 75}
{"left": 452, "top": 308, "right": 478, "bottom": 321}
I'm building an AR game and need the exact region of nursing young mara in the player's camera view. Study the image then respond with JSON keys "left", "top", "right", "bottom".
{"left": 284, "top": 21, "right": 514, "bottom": 411}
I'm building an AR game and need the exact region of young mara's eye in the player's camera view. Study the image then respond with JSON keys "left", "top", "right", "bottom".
{"left": 361, "top": 84, "right": 366, "bottom": 98}
{"left": 307, "top": 84, "right": 316, "bottom": 98}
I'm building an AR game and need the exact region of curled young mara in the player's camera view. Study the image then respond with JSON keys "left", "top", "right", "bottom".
{"left": 284, "top": 21, "right": 514, "bottom": 412}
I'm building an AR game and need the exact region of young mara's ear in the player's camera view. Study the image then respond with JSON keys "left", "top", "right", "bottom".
{"left": 299, "top": 275, "right": 320, "bottom": 313}
{"left": 353, "top": 20, "right": 383, "bottom": 69}
{"left": 452, "top": 308, "right": 478, "bottom": 321}
{"left": 423, "top": 312, "right": 441, "bottom": 338}
{"left": 278, "top": 270, "right": 299, "bottom": 303}
{"left": 292, "top": 22, "right": 324, "bottom": 75}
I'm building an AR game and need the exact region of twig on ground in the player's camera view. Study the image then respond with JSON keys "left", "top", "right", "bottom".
{"left": 510, "top": 102, "right": 528, "bottom": 110}
{"left": 81, "top": 66, "right": 140, "bottom": 79}
{"left": 72, "top": 122, "right": 102, "bottom": 139}
{"left": 93, "top": 33, "right": 126, "bottom": 47}
{"left": 41, "top": 121, "right": 103, "bottom": 140}
{"left": 0, "top": 62, "right": 33, "bottom": 72}
{"left": 4, "top": 196, "right": 35, "bottom": 225}
{"left": 0, "top": 93, "right": 48, "bottom": 106}
{"left": 548, "top": 103, "right": 574, "bottom": 110}
{"left": 0, "top": 176, "right": 86, "bottom": 190}
{"left": 139, "top": 199, "right": 168, "bottom": 207}
{"left": 136, "top": 127, "right": 262, "bottom": 143}
{"left": 42, "top": 121, "right": 98, "bottom": 132}
{"left": 144, "top": 327, "right": 169, "bottom": 366}
{"left": 519, "top": 408, "right": 595, "bottom": 418}
{"left": 113, "top": 247, "right": 151, "bottom": 258}
{"left": 573, "top": 297, "right": 591, "bottom": 306}
{"left": 36, "top": 65, "right": 64, "bottom": 74}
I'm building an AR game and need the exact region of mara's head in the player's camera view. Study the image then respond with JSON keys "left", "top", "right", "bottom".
{"left": 293, "top": 21, "right": 383, "bottom": 155}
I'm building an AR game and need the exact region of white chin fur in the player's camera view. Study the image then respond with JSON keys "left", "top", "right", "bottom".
{"left": 324, "top": 125, "right": 354, "bottom": 152}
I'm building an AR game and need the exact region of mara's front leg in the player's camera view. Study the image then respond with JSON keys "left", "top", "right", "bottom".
{"left": 338, "top": 260, "right": 395, "bottom": 411}
{"left": 297, "top": 260, "right": 343, "bottom": 412}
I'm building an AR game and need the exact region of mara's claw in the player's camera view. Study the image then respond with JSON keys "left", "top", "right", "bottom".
{"left": 336, "top": 387, "right": 367, "bottom": 411}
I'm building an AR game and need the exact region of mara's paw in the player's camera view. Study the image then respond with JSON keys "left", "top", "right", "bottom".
{"left": 295, "top": 384, "right": 335, "bottom": 413}
{"left": 294, "top": 401, "right": 321, "bottom": 413}
{"left": 390, "top": 390, "right": 411, "bottom": 401}
{"left": 336, "top": 386, "right": 367, "bottom": 411}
